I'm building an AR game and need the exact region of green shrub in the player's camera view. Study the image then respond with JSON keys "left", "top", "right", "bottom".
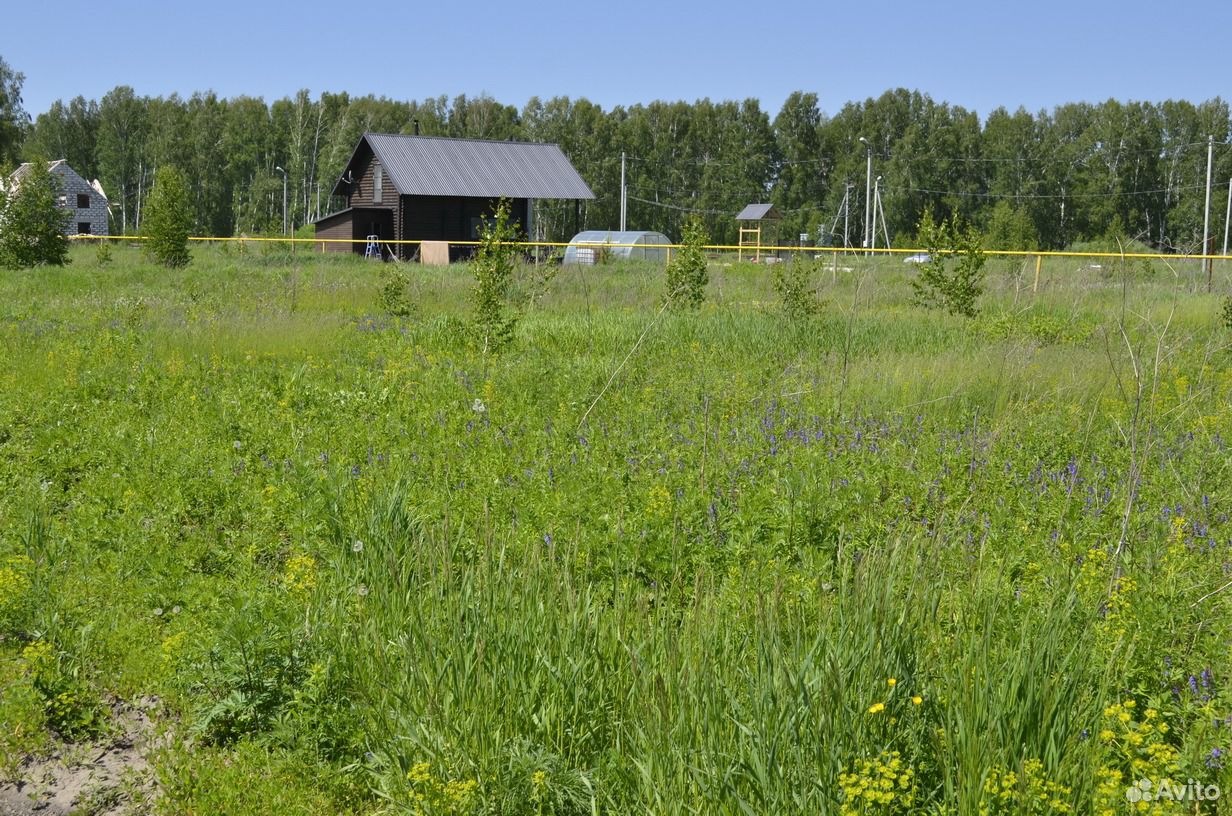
{"left": 0, "top": 157, "right": 70, "bottom": 269}
{"left": 773, "top": 257, "right": 822, "bottom": 319}
{"left": 378, "top": 266, "right": 414, "bottom": 317}
{"left": 910, "top": 211, "right": 986, "bottom": 318}
{"left": 143, "top": 166, "right": 192, "bottom": 268}
{"left": 94, "top": 238, "right": 113, "bottom": 267}
{"left": 982, "top": 201, "right": 1038, "bottom": 252}
{"left": 192, "top": 590, "right": 310, "bottom": 746}
{"left": 470, "top": 198, "right": 520, "bottom": 353}
{"left": 665, "top": 216, "right": 708, "bottom": 309}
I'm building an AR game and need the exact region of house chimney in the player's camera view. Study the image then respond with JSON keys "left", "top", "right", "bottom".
{"left": 413, "top": 118, "right": 420, "bottom": 136}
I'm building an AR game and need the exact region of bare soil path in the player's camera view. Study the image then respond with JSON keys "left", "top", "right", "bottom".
{"left": 0, "top": 699, "right": 159, "bottom": 816}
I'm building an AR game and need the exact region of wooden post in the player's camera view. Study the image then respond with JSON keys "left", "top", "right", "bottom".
{"left": 1033, "top": 255, "right": 1042, "bottom": 293}
{"left": 832, "top": 250, "right": 838, "bottom": 284}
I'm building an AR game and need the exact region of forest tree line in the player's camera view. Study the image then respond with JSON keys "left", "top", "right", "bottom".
{"left": 2, "top": 60, "right": 1230, "bottom": 250}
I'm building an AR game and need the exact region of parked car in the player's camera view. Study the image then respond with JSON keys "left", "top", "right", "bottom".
{"left": 903, "top": 253, "right": 931, "bottom": 264}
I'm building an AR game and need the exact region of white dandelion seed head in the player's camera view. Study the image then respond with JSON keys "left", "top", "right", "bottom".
{"left": 357, "top": 584, "right": 369, "bottom": 597}
{"left": 471, "top": 398, "right": 487, "bottom": 414}
{"left": 352, "top": 540, "right": 364, "bottom": 553}
{"left": 153, "top": 607, "right": 164, "bottom": 617}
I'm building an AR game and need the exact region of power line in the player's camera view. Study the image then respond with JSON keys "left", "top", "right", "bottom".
{"left": 628, "top": 180, "right": 1205, "bottom": 210}
{"left": 870, "top": 139, "right": 1225, "bottom": 165}
{"left": 619, "top": 139, "right": 1229, "bottom": 169}
{"left": 625, "top": 195, "right": 736, "bottom": 216}
{"left": 627, "top": 194, "right": 817, "bottom": 216}
{"left": 884, "top": 183, "right": 1206, "bottom": 201}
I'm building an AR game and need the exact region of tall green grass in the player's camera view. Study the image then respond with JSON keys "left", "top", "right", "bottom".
{"left": 1, "top": 244, "right": 1229, "bottom": 814}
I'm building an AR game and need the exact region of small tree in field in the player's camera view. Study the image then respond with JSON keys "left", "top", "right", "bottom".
{"left": 982, "top": 200, "right": 1038, "bottom": 252}
{"left": 910, "top": 211, "right": 986, "bottom": 318}
{"left": 0, "top": 159, "right": 70, "bottom": 269}
{"left": 143, "top": 166, "right": 192, "bottom": 268}
{"left": 773, "top": 257, "right": 822, "bottom": 320}
{"left": 470, "top": 198, "right": 520, "bottom": 354}
{"left": 665, "top": 217, "right": 709, "bottom": 309}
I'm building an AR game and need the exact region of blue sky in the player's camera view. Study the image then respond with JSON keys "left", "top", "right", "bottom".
{"left": 4, "top": 0, "right": 1230, "bottom": 120}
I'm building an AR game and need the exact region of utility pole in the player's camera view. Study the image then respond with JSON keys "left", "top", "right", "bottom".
{"left": 1223, "top": 176, "right": 1231, "bottom": 261}
{"left": 859, "top": 137, "right": 872, "bottom": 255}
{"left": 828, "top": 184, "right": 851, "bottom": 250}
{"left": 871, "top": 176, "right": 881, "bottom": 252}
{"left": 876, "top": 179, "right": 890, "bottom": 249}
{"left": 620, "top": 152, "right": 627, "bottom": 232}
{"left": 844, "top": 183, "right": 852, "bottom": 249}
{"left": 1203, "top": 135, "right": 1214, "bottom": 289}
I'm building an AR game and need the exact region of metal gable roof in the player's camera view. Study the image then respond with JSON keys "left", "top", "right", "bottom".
{"left": 736, "top": 203, "right": 781, "bottom": 221}
{"left": 362, "top": 133, "right": 594, "bottom": 200}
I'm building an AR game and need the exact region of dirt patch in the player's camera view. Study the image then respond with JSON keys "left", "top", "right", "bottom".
{"left": 0, "top": 698, "right": 159, "bottom": 816}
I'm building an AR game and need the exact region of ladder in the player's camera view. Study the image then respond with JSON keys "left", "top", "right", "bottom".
{"left": 738, "top": 225, "right": 762, "bottom": 262}
{"left": 364, "top": 235, "right": 381, "bottom": 259}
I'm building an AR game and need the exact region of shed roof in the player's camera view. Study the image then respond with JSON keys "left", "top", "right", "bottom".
{"left": 312, "top": 206, "right": 391, "bottom": 229}
{"left": 736, "top": 203, "right": 781, "bottom": 221}
{"left": 336, "top": 133, "right": 595, "bottom": 200}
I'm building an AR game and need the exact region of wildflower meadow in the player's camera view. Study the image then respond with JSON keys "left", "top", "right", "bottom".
{"left": 1, "top": 243, "right": 1231, "bottom": 814}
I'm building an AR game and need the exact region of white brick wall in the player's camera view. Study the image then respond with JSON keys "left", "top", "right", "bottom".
{"left": 51, "top": 164, "right": 110, "bottom": 236}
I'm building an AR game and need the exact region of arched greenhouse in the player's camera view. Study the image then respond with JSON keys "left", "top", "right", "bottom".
{"left": 562, "top": 231, "right": 672, "bottom": 265}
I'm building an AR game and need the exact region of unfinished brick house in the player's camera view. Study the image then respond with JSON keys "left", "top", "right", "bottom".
{"left": 5, "top": 160, "right": 110, "bottom": 236}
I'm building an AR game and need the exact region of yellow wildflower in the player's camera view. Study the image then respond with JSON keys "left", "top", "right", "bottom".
{"left": 282, "top": 553, "right": 318, "bottom": 594}
{"left": 21, "top": 640, "right": 55, "bottom": 675}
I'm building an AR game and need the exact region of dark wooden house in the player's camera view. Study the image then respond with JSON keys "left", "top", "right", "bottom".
{"left": 313, "top": 133, "right": 594, "bottom": 260}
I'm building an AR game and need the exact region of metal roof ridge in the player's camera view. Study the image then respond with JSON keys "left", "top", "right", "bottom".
{"left": 363, "top": 131, "right": 565, "bottom": 150}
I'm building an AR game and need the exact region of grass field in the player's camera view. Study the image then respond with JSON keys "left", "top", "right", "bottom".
{"left": 2, "top": 244, "right": 1231, "bottom": 814}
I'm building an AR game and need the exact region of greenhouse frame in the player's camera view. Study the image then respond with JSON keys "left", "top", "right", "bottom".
{"left": 563, "top": 231, "right": 673, "bottom": 265}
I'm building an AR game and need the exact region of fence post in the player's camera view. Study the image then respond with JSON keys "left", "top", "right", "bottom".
{"left": 1033, "top": 255, "right": 1042, "bottom": 293}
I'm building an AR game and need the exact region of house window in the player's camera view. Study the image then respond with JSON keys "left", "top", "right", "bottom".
{"left": 77, "top": 222, "right": 91, "bottom": 235}
{"left": 77, "top": 193, "right": 90, "bottom": 208}
{"left": 58, "top": 195, "right": 67, "bottom": 207}
{"left": 373, "top": 164, "right": 383, "bottom": 204}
